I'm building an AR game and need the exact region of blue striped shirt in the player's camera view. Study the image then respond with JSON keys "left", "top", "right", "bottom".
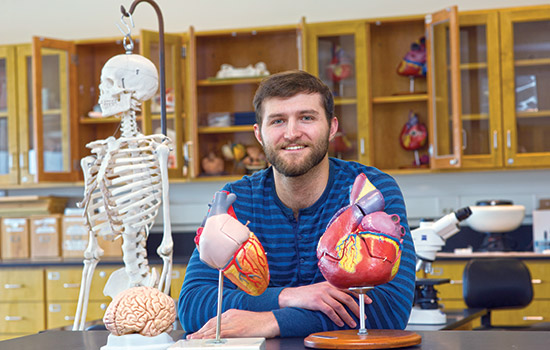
{"left": 178, "top": 158, "right": 416, "bottom": 337}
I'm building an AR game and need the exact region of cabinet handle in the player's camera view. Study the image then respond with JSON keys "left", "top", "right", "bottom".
{"left": 532, "top": 279, "right": 542, "bottom": 284}
{"left": 462, "top": 129, "right": 467, "bottom": 151}
{"left": 5, "top": 316, "right": 23, "bottom": 321}
{"left": 172, "top": 270, "right": 181, "bottom": 279}
{"left": 523, "top": 316, "right": 544, "bottom": 321}
{"left": 4, "top": 284, "right": 23, "bottom": 289}
{"left": 506, "top": 130, "right": 511, "bottom": 148}
{"left": 450, "top": 280, "right": 463, "bottom": 285}
{"left": 360, "top": 138, "right": 365, "bottom": 155}
{"left": 493, "top": 131, "right": 498, "bottom": 149}
{"left": 63, "top": 283, "right": 81, "bottom": 289}
{"left": 64, "top": 316, "right": 76, "bottom": 321}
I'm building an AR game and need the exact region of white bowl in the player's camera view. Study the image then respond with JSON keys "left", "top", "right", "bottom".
{"left": 466, "top": 205, "right": 525, "bottom": 233}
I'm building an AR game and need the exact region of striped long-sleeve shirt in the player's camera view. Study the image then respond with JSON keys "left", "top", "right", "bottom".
{"left": 178, "top": 158, "right": 416, "bottom": 337}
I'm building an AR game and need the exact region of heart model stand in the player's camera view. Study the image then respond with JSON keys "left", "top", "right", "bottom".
{"left": 169, "top": 270, "right": 266, "bottom": 350}
{"left": 304, "top": 287, "right": 421, "bottom": 349}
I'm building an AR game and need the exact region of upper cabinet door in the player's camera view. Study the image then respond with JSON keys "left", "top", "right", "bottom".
{"left": 140, "top": 30, "right": 186, "bottom": 178}
{"left": 32, "top": 37, "right": 79, "bottom": 182}
{"left": 304, "top": 20, "right": 369, "bottom": 165}
{"left": 426, "top": 6, "right": 463, "bottom": 169}
{"left": 458, "top": 12, "right": 504, "bottom": 168}
{"left": 0, "top": 46, "right": 19, "bottom": 184}
{"left": 500, "top": 7, "right": 550, "bottom": 167}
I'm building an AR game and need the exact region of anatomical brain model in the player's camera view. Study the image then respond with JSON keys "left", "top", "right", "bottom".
{"left": 104, "top": 286, "right": 176, "bottom": 337}
{"left": 317, "top": 173, "right": 405, "bottom": 289}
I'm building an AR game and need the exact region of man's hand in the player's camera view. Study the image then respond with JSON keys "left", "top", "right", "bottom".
{"left": 187, "top": 310, "right": 280, "bottom": 339}
{"left": 278, "top": 281, "right": 372, "bottom": 328}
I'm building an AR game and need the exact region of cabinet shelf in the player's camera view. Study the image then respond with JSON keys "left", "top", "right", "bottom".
{"left": 517, "top": 110, "right": 550, "bottom": 118}
{"left": 515, "top": 58, "right": 550, "bottom": 67}
{"left": 43, "top": 109, "right": 62, "bottom": 115}
{"left": 372, "top": 94, "right": 428, "bottom": 104}
{"left": 198, "top": 125, "right": 254, "bottom": 134}
{"left": 197, "top": 77, "right": 264, "bottom": 86}
{"left": 0, "top": 111, "right": 8, "bottom": 117}
{"left": 460, "top": 62, "right": 488, "bottom": 70}
{"left": 334, "top": 98, "right": 358, "bottom": 105}
{"left": 462, "top": 113, "right": 489, "bottom": 121}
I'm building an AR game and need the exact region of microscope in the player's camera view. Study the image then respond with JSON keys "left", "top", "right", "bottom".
{"left": 408, "top": 207, "right": 472, "bottom": 325}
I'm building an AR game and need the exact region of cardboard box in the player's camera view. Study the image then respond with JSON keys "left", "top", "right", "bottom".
{"left": 533, "top": 210, "right": 550, "bottom": 254}
{"left": 61, "top": 215, "right": 122, "bottom": 258}
{"left": 1, "top": 217, "right": 29, "bottom": 259}
{"left": 30, "top": 214, "right": 61, "bottom": 258}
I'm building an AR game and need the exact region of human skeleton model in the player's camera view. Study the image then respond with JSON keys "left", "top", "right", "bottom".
{"left": 72, "top": 53, "right": 173, "bottom": 331}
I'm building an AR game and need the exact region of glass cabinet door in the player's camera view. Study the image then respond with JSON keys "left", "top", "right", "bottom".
{"left": 0, "top": 46, "right": 18, "bottom": 184}
{"left": 501, "top": 8, "right": 550, "bottom": 167}
{"left": 304, "top": 20, "right": 368, "bottom": 164}
{"left": 32, "top": 37, "right": 79, "bottom": 182}
{"left": 140, "top": 30, "right": 186, "bottom": 178}
{"left": 458, "top": 12, "right": 503, "bottom": 168}
{"left": 426, "top": 6, "right": 463, "bottom": 169}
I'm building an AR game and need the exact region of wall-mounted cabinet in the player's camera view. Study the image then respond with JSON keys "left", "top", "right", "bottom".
{"left": 427, "top": 5, "right": 550, "bottom": 170}
{"left": 191, "top": 25, "right": 302, "bottom": 179}
{"left": 0, "top": 39, "right": 79, "bottom": 186}
{"left": 304, "top": 19, "right": 369, "bottom": 165}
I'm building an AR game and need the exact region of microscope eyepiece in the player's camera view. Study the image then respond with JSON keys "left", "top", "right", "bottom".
{"left": 454, "top": 207, "right": 472, "bottom": 221}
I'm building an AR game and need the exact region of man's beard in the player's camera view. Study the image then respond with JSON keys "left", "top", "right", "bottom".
{"left": 263, "top": 132, "right": 330, "bottom": 177}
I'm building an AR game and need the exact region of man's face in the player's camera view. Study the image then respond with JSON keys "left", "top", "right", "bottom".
{"left": 254, "top": 93, "right": 338, "bottom": 177}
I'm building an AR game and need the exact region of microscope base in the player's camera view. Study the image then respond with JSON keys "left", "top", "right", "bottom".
{"left": 408, "top": 307, "right": 447, "bottom": 325}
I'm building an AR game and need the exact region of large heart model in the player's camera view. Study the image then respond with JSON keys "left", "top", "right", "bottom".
{"left": 317, "top": 174, "right": 405, "bottom": 289}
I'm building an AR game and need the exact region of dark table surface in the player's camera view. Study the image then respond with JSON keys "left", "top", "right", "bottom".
{"left": 2, "top": 329, "right": 550, "bottom": 350}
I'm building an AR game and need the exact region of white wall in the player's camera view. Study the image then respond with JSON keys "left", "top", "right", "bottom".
{"left": 1, "top": 0, "right": 549, "bottom": 45}
{"left": 2, "top": 0, "right": 549, "bottom": 232}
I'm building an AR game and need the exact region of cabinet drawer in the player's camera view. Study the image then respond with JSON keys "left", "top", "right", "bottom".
{"left": 525, "top": 261, "right": 550, "bottom": 297}
{"left": 423, "top": 261, "right": 467, "bottom": 299}
{"left": 0, "top": 268, "right": 44, "bottom": 301}
{"left": 47, "top": 301, "right": 109, "bottom": 329}
{"left": 0, "top": 302, "right": 45, "bottom": 333}
{"left": 492, "top": 300, "right": 550, "bottom": 326}
{"left": 170, "top": 264, "right": 187, "bottom": 300}
{"left": 45, "top": 266, "right": 120, "bottom": 301}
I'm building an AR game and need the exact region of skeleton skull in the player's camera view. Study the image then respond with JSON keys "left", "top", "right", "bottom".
{"left": 98, "top": 54, "right": 159, "bottom": 117}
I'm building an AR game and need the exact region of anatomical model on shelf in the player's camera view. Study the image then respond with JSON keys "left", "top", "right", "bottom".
{"left": 72, "top": 53, "right": 174, "bottom": 332}
{"left": 399, "top": 110, "right": 428, "bottom": 168}
{"left": 396, "top": 36, "right": 426, "bottom": 94}
{"left": 215, "top": 62, "right": 270, "bottom": 79}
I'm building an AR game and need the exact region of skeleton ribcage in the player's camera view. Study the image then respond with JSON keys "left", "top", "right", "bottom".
{"left": 82, "top": 137, "right": 164, "bottom": 239}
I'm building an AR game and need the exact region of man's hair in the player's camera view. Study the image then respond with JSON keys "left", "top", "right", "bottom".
{"left": 253, "top": 70, "right": 334, "bottom": 126}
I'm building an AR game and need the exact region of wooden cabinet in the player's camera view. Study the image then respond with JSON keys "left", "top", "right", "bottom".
{"left": 427, "top": 5, "right": 550, "bottom": 170}
{"left": 0, "top": 40, "right": 78, "bottom": 185}
{"left": 304, "top": 19, "right": 369, "bottom": 165}
{"left": 45, "top": 265, "right": 119, "bottom": 329}
{"left": 424, "top": 258, "right": 550, "bottom": 327}
{"left": 367, "top": 16, "right": 430, "bottom": 171}
{"left": 0, "top": 262, "right": 187, "bottom": 339}
{"left": 190, "top": 25, "right": 301, "bottom": 179}
{"left": 0, "top": 268, "right": 45, "bottom": 339}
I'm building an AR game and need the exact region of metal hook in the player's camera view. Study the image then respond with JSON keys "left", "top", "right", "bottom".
{"left": 116, "top": 12, "right": 135, "bottom": 53}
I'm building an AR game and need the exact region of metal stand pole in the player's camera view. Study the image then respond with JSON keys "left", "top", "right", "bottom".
{"left": 349, "top": 286, "right": 374, "bottom": 336}
{"left": 121, "top": 0, "right": 167, "bottom": 136}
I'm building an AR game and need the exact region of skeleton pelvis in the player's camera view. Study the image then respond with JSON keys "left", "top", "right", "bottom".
{"left": 223, "top": 232, "right": 270, "bottom": 296}
{"left": 103, "top": 266, "right": 159, "bottom": 299}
